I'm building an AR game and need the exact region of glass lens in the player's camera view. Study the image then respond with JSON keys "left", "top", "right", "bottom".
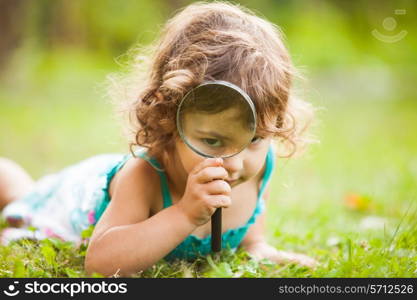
{"left": 177, "top": 81, "right": 256, "bottom": 158}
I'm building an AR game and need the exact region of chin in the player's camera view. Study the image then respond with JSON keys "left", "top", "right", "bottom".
{"left": 228, "top": 178, "right": 244, "bottom": 187}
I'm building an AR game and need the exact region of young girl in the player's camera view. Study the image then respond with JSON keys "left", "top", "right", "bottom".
{"left": 0, "top": 2, "right": 317, "bottom": 276}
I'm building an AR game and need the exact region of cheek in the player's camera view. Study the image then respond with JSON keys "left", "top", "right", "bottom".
{"left": 244, "top": 155, "right": 266, "bottom": 178}
{"left": 176, "top": 140, "right": 205, "bottom": 173}
{"left": 244, "top": 141, "right": 271, "bottom": 177}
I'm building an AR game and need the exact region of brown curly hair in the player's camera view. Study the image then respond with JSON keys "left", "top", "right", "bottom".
{"left": 108, "top": 1, "right": 315, "bottom": 160}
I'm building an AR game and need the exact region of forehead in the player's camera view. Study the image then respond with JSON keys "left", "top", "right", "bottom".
{"left": 196, "top": 106, "right": 241, "bottom": 121}
{"left": 180, "top": 106, "right": 256, "bottom": 157}
{"left": 183, "top": 106, "right": 251, "bottom": 132}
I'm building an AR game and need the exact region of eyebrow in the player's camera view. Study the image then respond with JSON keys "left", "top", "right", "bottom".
{"left": 194, "top": 129, "right": 231, "bottom": 141}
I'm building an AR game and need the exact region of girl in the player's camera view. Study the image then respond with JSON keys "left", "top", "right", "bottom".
{"left": 0, "top": 2, "right": 317, "bottom": 276}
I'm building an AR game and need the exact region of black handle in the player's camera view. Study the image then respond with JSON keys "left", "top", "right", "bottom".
{"left": 211, "top": 208, "right": 222, "bottom": 252}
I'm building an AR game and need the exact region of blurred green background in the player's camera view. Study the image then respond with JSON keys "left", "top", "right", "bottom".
{"left": 0, "top": 0, "right": 416, "bottom": 275}
{"left": 1, "top": 0, "right": 416, "bottom": 174}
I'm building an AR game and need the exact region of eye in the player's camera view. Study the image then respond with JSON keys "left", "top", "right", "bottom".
{"left": 202, "top": 138, "right": 223, "bottom": 147}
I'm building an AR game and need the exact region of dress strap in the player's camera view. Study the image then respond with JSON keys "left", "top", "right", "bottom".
{"left": 135, "top": 151, "right": 173, "bottom": 208}
{"left": 258, "top": 145, "right": 275, "bottom": 199}
{"left": 246, "top": 144, "right": 275, "bottom": 226}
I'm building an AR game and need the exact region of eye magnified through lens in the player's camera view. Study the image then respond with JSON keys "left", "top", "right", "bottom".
{"left": 177, "top": 81, "right": 256, "bottom": 158}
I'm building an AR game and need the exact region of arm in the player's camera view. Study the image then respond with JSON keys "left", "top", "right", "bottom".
{"left": 85, "top": 157, "right": 231, "bottom": 277}
{"left": 85, "top": 158, "right": 197, "bottom": 277}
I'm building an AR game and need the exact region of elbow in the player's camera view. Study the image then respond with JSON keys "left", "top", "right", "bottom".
{"left": 84, "top": 247, "right": 109, "bottom": 277}
{"left": 84, "top": 243, "right": 146, "bottom": 277}
{"left": 84, "top": 243, "right": 120, "bottom": 277}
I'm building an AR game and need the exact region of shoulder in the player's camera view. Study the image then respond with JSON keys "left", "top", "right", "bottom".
{"left": 119, "top": 154, "right": 159, "bottom": 179}
{"left": 90, "top": 154, "right": 163, "bottom": 241}
{"left": 111, "top": 155, "right": 160, "bottom": 202}
{"left": 103, "top": 155, "right": 161, "bottom": 224}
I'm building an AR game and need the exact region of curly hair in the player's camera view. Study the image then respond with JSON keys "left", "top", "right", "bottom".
{"left": 108, "top": 1, "right": 315, "bottom": 160}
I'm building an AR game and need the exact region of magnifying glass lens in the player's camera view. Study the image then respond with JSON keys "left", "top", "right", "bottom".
{"left": 177, "top": 82, "right": 256, "bottom": 158}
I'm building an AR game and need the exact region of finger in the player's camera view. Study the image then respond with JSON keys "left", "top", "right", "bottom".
{"left": 205, "top": 179, "right": 231, "bottom": 195}
{"left": 209, "top": 194, "right": 232, "bottom": 209}
{"left": 190, "top": 157, "right": 223, "bottom": 175}
{"left": 196, "top": 166, "right": 228, "bottom": 183}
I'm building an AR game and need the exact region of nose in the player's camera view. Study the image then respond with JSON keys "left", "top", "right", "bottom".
{"left": 222, "top": 152, "right": 244, "bottom": 176}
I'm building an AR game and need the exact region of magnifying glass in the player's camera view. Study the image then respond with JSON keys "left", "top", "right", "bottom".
{"left": 176, "top": 80, "right": 256, "bottom": 252}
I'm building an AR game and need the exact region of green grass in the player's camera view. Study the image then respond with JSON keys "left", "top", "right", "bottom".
{"left": 0, "top": 51, "right": 416, "bottom": 277}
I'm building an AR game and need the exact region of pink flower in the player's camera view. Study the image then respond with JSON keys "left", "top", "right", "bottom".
{"left": 87, "top": 210, "right": 96, "bottom": 225}
{"left": 44, "top": 228, "right": 64, "bottom": 240}
{"left": 45, "top": 228, "right": 57, "bottom": 238}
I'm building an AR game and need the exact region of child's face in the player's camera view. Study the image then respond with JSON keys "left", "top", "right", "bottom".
{"left": 175, "top": 121, "right": 274, "bottom": 187}
{"left": 180, "top": 106, "right": 255, "bottom": 158}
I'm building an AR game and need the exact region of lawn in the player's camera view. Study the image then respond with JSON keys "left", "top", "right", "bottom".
{"left": 0, "top": 51, "right": 416, "bottom": 277}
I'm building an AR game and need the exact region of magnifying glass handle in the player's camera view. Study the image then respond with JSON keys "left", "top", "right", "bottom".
{"left": 211, "top": 207, "right": 222, "bottom": 252}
